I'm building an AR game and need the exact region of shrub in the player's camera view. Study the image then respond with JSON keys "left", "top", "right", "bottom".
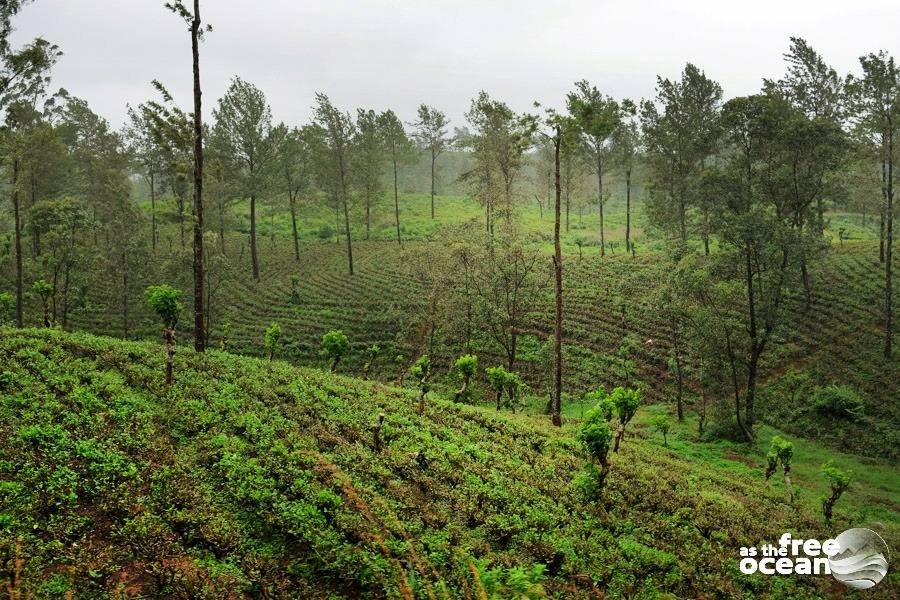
{"left": 264, "top": 322, "right": 281, "bottom": 361}
{"left": 453, "top": 354, "right": 478, "bottom": 403}
{"left": 584, "top": 386, "right": 613, "bottom": 421}
{"left": 0, "top": 291, "right": 14, "bottom": 325}
{"left": 144, "top": 285, "right": 183, "bottom": 330}
{"left": 765, "top": 435, "right": 795, "bottom": 502}
{"left": 321, "top": 330, "right": 349, "bottom": 372}
{"left": 31, "top": 280, "right": 53, "bottom": 327}
{"left": 821, "top": 461, "right": 852, "bottom": 525}
{"left": 610, "top": 387, "right": 641, "bottom": 452}
{"left": 812, "top": 384, "right": 864, "bottom": 420}
{"left": 577, "top": 402, "right": 614, "bottom": 496}
{"left": 652, "top": 415, "right": 670, "bottom": 447}
{"left": 485, "top": 366, "right": 510, "bottom": 411}
{"left": 144, "top": 285, "right": 183, "bottom": 385}
{"left": 410, "top": 355, "right": 432, "bottom": 414}
{"left": 362, "top": 344, "right": 380, "bottom": 379}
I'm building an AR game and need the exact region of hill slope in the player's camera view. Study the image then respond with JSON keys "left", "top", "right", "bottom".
{"left": 1, "top": 328, "right": 895, "bottom": 598}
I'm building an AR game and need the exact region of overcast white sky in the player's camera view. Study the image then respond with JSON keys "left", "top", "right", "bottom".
{"left": 11, "top": 0, "right": 900, "bottom": 129}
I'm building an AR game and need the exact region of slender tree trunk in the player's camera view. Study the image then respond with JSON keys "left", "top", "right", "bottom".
{"left": 744, "top": 245, "right": 758, "bottom": 431}
{"left": 597, "top": 160, "right": 605, "bottom": 257}
{"left": 150, "top": 172, "right": 158, "bottom": 252}
{"left": 552, "top": 127, "right": 564, "bottom": 427}
{"left": 191, "top": 0, "right": 206, "bottom": 352}
{"left": 885, "top": 128, "right": 894, "bottom": 358}
{"left": 673, "top": 319, "right": 684, "bottom": 421}
{"left": 340, "top": 164, "right": 354, "bottom": 275}
{"left": 625, "top": 168, "right": 631, "bottom": 253}
{"left": 393, "top": 156, "right": 401, "bottom": 245}
{"left": 250, "top": 194, "right": 259, "bottom": 280}
{"left": 289, "top": 195, "right": 300, "bottom": 260}
{"left": 11, "top": 159, "right": 23, "bottom": 327}
{"left": 164, "top": 328, "right": 176, "bottom": 385}
{"left": 30, "top": 175, "right": 40, "bottom": 257}
{"left": 121, "top": 250, "right": 129, "bottom": 338}
{"left": 430, "top": 150, "right": 436, "bottom": 219}
{"left": 881, "top": 150, "right": 886, "bottom": 263}
{"left": 365, "top": 200, "right": 370, "bottom": 240}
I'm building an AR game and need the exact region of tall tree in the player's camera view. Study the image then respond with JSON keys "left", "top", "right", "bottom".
{"left": 612, "top": 105, "right": 640, "bottom": 254}
{"left": 700, "top": 92, "right": 845, "bottom": 439}
{"left": 213, "top": 77, "right": 278, "bottom": 280}
{"left": 641, "top": 64, "right": 722, "bottom": 251}
{"left": 847, "top": 52, "right": 900, "bottom": 359}
{"left": 378, "top": 110, "right": 414, "bottom": 245}
{"left": 313, "top": 93, "right": 356, "bottom": 275}
{"left": 165, "top": 0, "right": 211, "bottom": 350}
{"left": 275, "top": 124, "right": 313, "bottom": 259}
{"left": 536, "top": 106, "right": 578, "bottom": 427}
{"left": 412, "top": 104, "right": 449, "bottom": 219}
{"left": 461, "top": 92, "right": 535, "bottom": 241}
{"left": 765, "top": 37, "right": 843, "bottom": 235}
{"left": 353, "top": 108, "right": 386, "bottom": 241}
{"left": 567, "top": 80, "right": 622, "bottom": 257}
{"left": 125, "top": 106, "right": 167, "bottom": 252}
{"left": 1, "top": 10, "right": 60, "bottom": 326}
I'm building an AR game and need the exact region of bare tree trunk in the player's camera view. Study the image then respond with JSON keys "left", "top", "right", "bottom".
{"left": 250, "top": 194, "right": 259, "bottom": 280}
{"left": 551, "top": 127, "right": 564, "bottom": 427}
{"left": 597, "top": 161, "right": 605, "bottom": 257}
{"left": 885, "top": 128, "right": 894, "bottom": 358}
{"left": 121, "top": 250, "right": 129, "bottom": 338}
{"left": 393, "top": 156, "right": 401, "bottom": 245}
{"left": 150, "top": 172, "right": 158, "bottom": 252}
{"left": 430, "top": 150, "right": 436, "bottom": 219}
{"left": 191, "top": 0, "right": 206, "bottom": 352}
{"left": 164, "top": 328, "right": 176, "bottom": 385}
{"left": 625, "top": 168, "right": 631, "bottom": 253}
{"left": 289, "top": 195, "right": 300, "bottom": 260}
{"left": 12, "top": 159, "right": 23, "bottom": 327}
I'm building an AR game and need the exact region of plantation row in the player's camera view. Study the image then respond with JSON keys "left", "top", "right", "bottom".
{"left": 3, "top": 328, "right": 890, "bottom": 598}
{"left": 9, "top": 230, "right": 894, "bottom": 458}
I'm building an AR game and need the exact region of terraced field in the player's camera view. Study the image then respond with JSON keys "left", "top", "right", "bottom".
{"left": 2, "top": 328, "right": 896, "bottom": 598}
{"left": 19, "top": 224, "right": 889, "bottom": 458}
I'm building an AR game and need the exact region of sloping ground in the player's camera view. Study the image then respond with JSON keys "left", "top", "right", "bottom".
{"left": 45, "top": 236, "right": 900, "bottom": 459}
{"left": 1, "top": 328, "right": 893, "bottom": 598}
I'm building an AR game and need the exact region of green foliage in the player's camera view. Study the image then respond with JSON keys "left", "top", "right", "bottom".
{"left": 578, "top": 406, "right": 613, "bottom": 464}
{"left": 264, "top": 321, "right": 281, "bottom": 360}
{"left": 410, "top": 354, "right": 431, "bottom": 388}
{"left": 0, "top": 291, "right": 13, "bottom": 324}
{"left": 812, "top": 384, "right": 864, "bottom": 420}
{"left": 821, "top": 461, "right": 853, "bottom": 524}
{"left": 768, "top": 436, "right": 794, "bottom": 470}
{"left": 454, "top": 353, "right": 478, "bottom": 379}
{"left": 652, "top": 415, "right": 671, "bottom": 446}
{"left": 30, "top": 279, "right": 52, "bottom": 300}
{"left": 144, "top": 284, "right": 182, "bottom": 329}
{"left": 485, "top": 365, "right": 510, "bottom": 392}
{"left": 0, "top": 328, "right": 889, "bottom": 599}
{"left": 475, "top": 559, "right": 547, "bottom": 599}
{"left": 320, "top": 329, "right": 349, "bottom": 372}
{"left": 822, "top": 461, "right": 852, "bottom": 490}
{"left": 584, "top": 386, "right": 613, "bottom": 421}
{"left": 610, "top": 386, "right": 641, "bottom": 424}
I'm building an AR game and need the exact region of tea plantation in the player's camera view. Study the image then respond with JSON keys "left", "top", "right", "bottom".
{"left": 1, "top": 328, "right": 896, "bottom": 598}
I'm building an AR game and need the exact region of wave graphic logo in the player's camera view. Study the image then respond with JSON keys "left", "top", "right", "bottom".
{"left": 828, "top": 528, "right": 890, "bottom": 589}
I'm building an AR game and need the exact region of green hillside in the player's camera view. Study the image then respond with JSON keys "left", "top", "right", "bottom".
{"left": 1, "top": 328, "right": 896, "bottom": 598}
{"left": 21, "top": 194, "right": 896, "bottom": 460}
